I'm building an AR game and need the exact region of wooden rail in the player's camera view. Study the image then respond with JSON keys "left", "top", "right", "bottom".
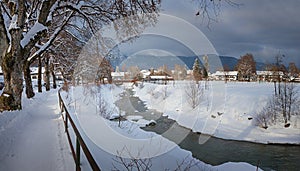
{"left": 58, "top": 90, "right": 101, "bottom": 171}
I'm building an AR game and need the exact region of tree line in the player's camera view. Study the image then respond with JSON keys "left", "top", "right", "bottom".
{"left": 0, "top": 0, "right": 234, "bottom": 111}
{"left": 0, "top": 0, "right": 160, "bottom": 111}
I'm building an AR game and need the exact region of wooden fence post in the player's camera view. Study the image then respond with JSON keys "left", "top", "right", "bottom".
{"left": 76, "top": 137, "right": 81, "bottom": 171}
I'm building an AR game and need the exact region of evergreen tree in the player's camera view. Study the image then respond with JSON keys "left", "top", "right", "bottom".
{"left": 202, "top": 55, "right": 209, "bottom": 79}
{"left": 193, "top": 58, "right": 202, "bottom": 82}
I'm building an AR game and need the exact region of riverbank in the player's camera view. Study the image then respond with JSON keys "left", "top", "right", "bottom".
{"left": 133, "top": 81, "right": 300, "bottom": 145}
{"left": 61, "top": 85, "right": 262, "bottom": 171}
{"left": 116, "top": 87, "right": 299, "bottom": 171}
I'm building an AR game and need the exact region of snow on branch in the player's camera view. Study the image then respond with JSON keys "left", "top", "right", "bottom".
{"left": 27, "top": 12, "right": 74, "bottom": 62}
{"left": 8, "top": 14, "right": 18, "bottom": 30}
{"left": 21, "top": 22, "right": 47, "bottom": 48}
{"left": 46, "top": 1, "right": 59, "bottom": 23}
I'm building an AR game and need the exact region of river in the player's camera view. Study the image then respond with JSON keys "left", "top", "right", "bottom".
{"left": 115, "top": 88, "right": 300, "bottom": 171}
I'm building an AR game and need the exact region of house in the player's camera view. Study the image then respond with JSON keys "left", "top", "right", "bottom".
{"left": 111, "top": 72, "right": 125, "bottom": 81}
{"left": 210, "top": 71, "right": 238, "bottom": 81}
{"left": 140, "top": 70, "right": 151, "bottom": 79}
{"left": 143, "top": 70, "right": 174, "bottom": 84}
{"left": 256, "top": 71, "right": 284, "bottom": 82}
{"left": 146, "top": 75, "right": 174, "bottom": 84}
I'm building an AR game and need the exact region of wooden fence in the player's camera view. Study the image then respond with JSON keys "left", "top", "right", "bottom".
{"left": 58, "top": 90, "right": 101, "bottom": 171}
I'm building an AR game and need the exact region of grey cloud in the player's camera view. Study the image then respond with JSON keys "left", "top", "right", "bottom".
{"left": 194, "top": 0, "right": 300, "bottom": 66}
{"left": 133, "top": 0, "right": 300, "bottom": 67}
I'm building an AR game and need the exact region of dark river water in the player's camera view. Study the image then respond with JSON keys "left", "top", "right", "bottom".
{"left": 115, "top": 89, "right": 300, "bottom": 171}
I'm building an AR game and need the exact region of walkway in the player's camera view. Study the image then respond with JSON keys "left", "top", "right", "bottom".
{"left": 0, "top": 90, "right": 74, "bottom": 171}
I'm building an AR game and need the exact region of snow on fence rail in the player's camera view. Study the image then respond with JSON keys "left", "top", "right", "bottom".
{"left": 58, "top": 90, "right": 101, "bottom": 171}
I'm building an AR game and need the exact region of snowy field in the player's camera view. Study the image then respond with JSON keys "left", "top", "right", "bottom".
{"left": 1, "top": 81, "right": 298, "bottom": 170}
{"left": 133, "top": 81, "right": 300, "bottom": 145}
{"left": 60, "top": 85, "right": 261, "bottom": 171}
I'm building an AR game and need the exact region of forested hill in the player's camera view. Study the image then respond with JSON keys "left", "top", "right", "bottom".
{"left": 116, "top": 54, "right": 266, "bottom": 72}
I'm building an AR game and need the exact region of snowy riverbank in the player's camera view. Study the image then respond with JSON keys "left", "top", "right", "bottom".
{"left": 133, "top": 81, "right": 300, "bottom": 145}
{"left": 61, "top": 85, "right": 261, "bottom": 171}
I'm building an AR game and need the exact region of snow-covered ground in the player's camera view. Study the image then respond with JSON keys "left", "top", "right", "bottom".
{"left": 60, "top": 84, "right": 262, "bottom": 171}
{"left": 133, "top": 81, "right": 300, "bottom": 145}
{"left": 3, "top": 81, "right": 293, "bottom": 170}
{"left": 0, "top": 90, "right": 74, "bottom": 171}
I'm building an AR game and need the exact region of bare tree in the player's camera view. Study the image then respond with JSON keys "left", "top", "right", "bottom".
{"left": 223, "top": 65, "right": 231, "bottom": 83}
{"left": 277, "top": 82, "right": 299, "bottom": 124}
{"left": 0, "top": 0, "right": 240, "bottom": 111}
{"left": 254, "top": 99, "right": 277, "bottom": 129}
{"left": 112, "top": 147, "right": 210, "bottom": 171}
{"left": 97, "top": 86, "right": 112, "bottom": 119}
{"left": 255, "top": 82, "right": 299, "bottom": 128}
{"left": 236, "top": 53, "right": 256, "bottom": 82}
{"left": 51, "top": 30, "right": 84, "bottom": 85}
{"left": 288, "top": 62, "right": 299, "bottom": 79}
{"left": 185, "top": 81, "right": 204, "bottom": 109}
{"left": 0, "top": 0, "right": 161, "bottom": 110}
{"left": 128, "top": 66, "right": 141, "bottom": 80}
{"left": 193, "top": 0, "right": 240, "bottom": 26}
{"left": 272, "top": 53, "right": 286, "bottom": 95}
{"left": 173, "top": 64, "right": 187, "bottom": 80}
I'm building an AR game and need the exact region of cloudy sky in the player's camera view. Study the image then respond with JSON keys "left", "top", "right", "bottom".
{"left": 160, "top": 0, "right": 300, "bottom": 66}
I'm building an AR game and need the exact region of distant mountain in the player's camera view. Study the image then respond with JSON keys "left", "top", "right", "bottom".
{"left": 177, "top": 55, "right": 237, "bottom": 72}
{"left": 219, "top": 56, "right": 266, "bottom": 71}
{"left": 112, "top": 54, "right": 267, "bottom": 72}
{"left": 256, "top": 61, "right": 267, "bottom": 71}
{"left": 178, "top": 55, "right": 266, "bottom": 71}
{"left": 220, "top": 56, "right": 239, "bottom": 70}
{"left": 117, "top": 54, "right": 187, "bottom": 70}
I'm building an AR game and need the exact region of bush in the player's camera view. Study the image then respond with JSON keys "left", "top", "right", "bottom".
{"left": 255, "top": 83, "right": 299, "bottom": 128}
{"left": 185, "top": 81, "right": 204, "bottom": 109}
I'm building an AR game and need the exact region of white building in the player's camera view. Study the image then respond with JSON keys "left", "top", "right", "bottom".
{"left": 111, "top": 72, "right": 125, "bottom": 81}
{"left": 210, "top": 71, "right": 238, "bottom": 81}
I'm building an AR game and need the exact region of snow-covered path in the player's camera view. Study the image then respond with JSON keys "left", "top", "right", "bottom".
{"left": 0, "top": 90, "right": 74, "bottom": 171}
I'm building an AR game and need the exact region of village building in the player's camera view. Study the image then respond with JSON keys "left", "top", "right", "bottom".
{"left": 256, "top": 71, "right": 285, "bottom": 82}
{"left": 111, "top": 72, "right": 125, "bottom": 81}
{"left": 210, "top": 71, "right": 238, "bottom": 81}
{"left": 143, "top": 70, "right": 174, "bottom": 84}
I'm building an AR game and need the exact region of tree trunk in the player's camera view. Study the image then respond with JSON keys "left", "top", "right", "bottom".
{"left": 50, "top": 62, "right": 57, "bottom": 89}
{"left": 0, "top": 12, "right": 8, "bottom": 61}
{"left": 0, "top": 53, "right": 23, "bottom": 111}
{"left": 0, "top": 0, "right": 26, "bottom": 111}
{"left": 38, "top": 55, "right": 43, "bottom": 92}
{"left": 278, "top": 79, "right": 281, "bottom": 95}
{"left": 23, "top": 61, "right": 35, "bottom": 98}
{"left": 44, "top": 57, "right": 50, "bottom": 91}
{"left": 274, "top": 81, "right": 277, "bottom": 95}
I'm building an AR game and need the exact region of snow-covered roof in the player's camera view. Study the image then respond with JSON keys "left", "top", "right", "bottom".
{"left": 141, "top": 70, "right": 151, "bottom": 75}
{"left": 150, "top": 75, "right": 173, "bottom": 79}
{"left": 256, "top": 71, "right": 284, "bottom": 76}
{"left": 187, "top": 70, "right": 193, "bottom": 74}
{"left": 111, "top": 72, "right": 125, "bottom": 77}
{"left": 140, "top": 70, "right": 151, "bottom": 78}
{"left": 212, "top": 71, "right": 238, "bottom": 76}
